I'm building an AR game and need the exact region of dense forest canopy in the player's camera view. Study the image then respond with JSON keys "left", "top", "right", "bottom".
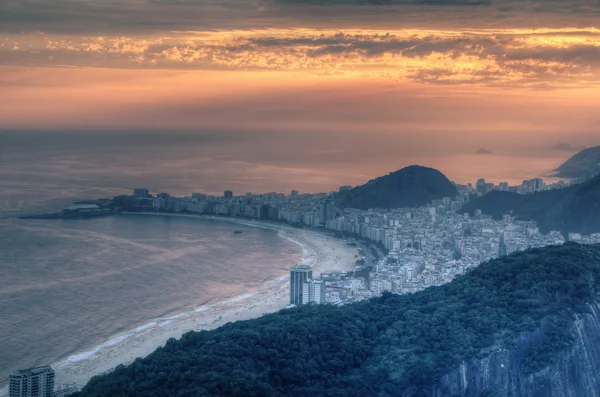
{"left": 75, "top": 243, "right": 600, "bottom": 397}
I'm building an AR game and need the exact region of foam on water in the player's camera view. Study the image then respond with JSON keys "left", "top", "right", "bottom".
{"left": 223, "top": 292, "right": 256, "bottom": 304}
{"left": 194, "top": 304, "right": 215, "bottom": 313}
{"left": 67, "top": 334, "right": 132, "bottom": 363}
{"left": 134, "top": 322, "right": 157, "bottom": 333}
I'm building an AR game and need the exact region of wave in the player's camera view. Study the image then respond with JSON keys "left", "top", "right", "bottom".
{"left": 64, "top": 334, "right": 133, "bottom": 364}
{"left": 194, "top": 304, "right": 215, "bottom": 313}
{"left": 223, "top": 292, "right": 256, "bottom": 304}
{"left": 134, "top": 322, "right": 157, "bottom": 333}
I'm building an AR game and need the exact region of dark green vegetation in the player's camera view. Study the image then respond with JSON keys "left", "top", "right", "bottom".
{"left": 75, "top": 243, "right": 600, "bottom": 397}
{"left": 461, "top": 176, "right": 600, "bottom": 235}
{"left": 555, "top": 145, "right": 600, "bottom": 179}
{"left": 337, "top": 165, "right": 458, "bottom": 210}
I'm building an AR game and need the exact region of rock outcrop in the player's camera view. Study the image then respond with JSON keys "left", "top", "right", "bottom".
{"left": 422, "top": 303, "right": 600, "bottom": 397}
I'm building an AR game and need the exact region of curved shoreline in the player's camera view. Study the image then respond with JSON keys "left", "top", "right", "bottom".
{"left": 47, "top": 212, "right": 358, "bottom": 390}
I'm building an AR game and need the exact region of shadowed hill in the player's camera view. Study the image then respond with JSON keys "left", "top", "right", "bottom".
{"left": 74, "top": 243, "right": 600, "bottom": 397}
{"left": 461, "top": 176, "right": 600, "bottom": 235}
{"left": 336, "top": 165, "right": 457, "bottom": 210}
{"left": 555, "top": 145, "right": 600, "bottom": 179}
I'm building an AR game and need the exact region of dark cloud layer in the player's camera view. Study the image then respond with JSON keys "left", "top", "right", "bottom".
{"left": 2, "top": 0, "right": 600, "bottom": 88}
{"left": 2, "top": 0, "right": 600, "bottom": 35}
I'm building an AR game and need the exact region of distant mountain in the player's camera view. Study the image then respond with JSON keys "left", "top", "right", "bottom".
{"left": 555, "top": 145, "right": 600, "bottom": 178}
{"left": 461, "top": 175, "right": 600, "bottom": 235}
{"left": 336, "top": 165, "right": 457, "bottom": 210}
{"left": 74, "top": 243, "right": 600, "bottom": 397}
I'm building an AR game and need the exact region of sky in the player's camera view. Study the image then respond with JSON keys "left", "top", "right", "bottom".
{"left": 1, "top": 0, "right": 600, "bottom": 186}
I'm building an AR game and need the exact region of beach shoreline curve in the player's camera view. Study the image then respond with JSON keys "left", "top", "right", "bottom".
{"left": 48, "top": 212, "right": 358, "bottom": 390}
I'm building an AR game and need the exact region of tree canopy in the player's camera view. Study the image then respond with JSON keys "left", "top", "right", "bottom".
{"left": 75, "top": 243, "right": 600, "bottom": 397}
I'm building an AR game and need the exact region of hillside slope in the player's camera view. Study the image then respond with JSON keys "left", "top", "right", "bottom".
{"left": 555, "top": 145, "right": 600, "bottom": 179}
{"left": 337, "top": 165, "right": 457, "bottom": 210}
{"left": 461, "top": 176, "right": 600, "bottom": 235}
{"left": 75, "top": 243, "right": 600, "bottom": 397}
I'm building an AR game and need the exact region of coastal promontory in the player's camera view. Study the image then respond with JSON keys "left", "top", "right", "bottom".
{"left": 554, "top": 145, "right": 600, "bottom": 179}
{"left": 336, "top": 165, "right": 458, "bottom": 210}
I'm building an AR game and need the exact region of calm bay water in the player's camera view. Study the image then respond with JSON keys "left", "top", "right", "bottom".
{"left": 0, "top": 215, "right": 300, "bottom": 387}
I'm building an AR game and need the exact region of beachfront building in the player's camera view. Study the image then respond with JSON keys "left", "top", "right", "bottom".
{"left": 290, "top": 264, "right": 312, "bottom": 305}
{"left": 9, "top": 366, "right": 54, "bottom": 397}
{"left": 302, "top": 279, "right": 326, "bottom": 304}
{"left": 132, "top": 188, "right": 150, "bottom": 198}
{"left": 53, "top": 384, "right": 79, "bottom": 397}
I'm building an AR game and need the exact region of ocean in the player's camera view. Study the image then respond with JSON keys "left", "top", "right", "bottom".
{"left": 0, "top": 215, "right": 300, "bottom": 390}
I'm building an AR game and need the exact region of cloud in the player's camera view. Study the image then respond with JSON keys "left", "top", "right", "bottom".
{"left": 3, "top": 0, "right": 600, "bottom": 36}
{"left": 475, "top": 148, "right": 493, "bottom": 154}
{"left": 3, "top": 28, "right": 600, "bottom": 88}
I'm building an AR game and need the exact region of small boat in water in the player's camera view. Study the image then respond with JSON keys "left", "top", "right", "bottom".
{"left": 233, "top": 230, "right": 243, "bottom": 234}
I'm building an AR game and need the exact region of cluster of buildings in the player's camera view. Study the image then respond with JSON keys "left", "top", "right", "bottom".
{"left": 115, "top": 187, "right": 342, "bottom": 227}
{"left": 115, "top": 182, "right": 600, "bottom": 306}
{"left": 289, "top": 264, "right": 326, "bottom": 306}
{"left": 322, "top": 203, "right": 590, "bottom": 301}
{"left": 7, "top": 366, "right": 77, "bottom": 397}
{"left": 462, "top": 177, "right": 574, "bottom": 196}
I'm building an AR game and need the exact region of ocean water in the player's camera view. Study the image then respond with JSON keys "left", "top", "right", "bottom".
{"left": 0, "top": 216, "right": 300, "bottom": 388}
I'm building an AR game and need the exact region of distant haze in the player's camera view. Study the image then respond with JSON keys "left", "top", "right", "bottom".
{"left": 1, "top": 0, "right": 599, "bottom": 199}
{"left": 0, "top": 132, "right": 584, "bottom": 217}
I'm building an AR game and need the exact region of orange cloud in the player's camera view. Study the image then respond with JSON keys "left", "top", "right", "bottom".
{"left": 2, "top": 28, "right": 600, "bottom": 88}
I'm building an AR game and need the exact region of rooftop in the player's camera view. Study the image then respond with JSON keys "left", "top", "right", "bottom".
{"left": 291, "top": 264, "right": 312, "bottom": 271}
{"left": 10, "top": 366, "right": 53, "bottom": 377}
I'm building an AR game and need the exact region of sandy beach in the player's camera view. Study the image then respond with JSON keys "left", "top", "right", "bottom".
{"left": 51, "top": 214, "right": 358, "bottom": 390}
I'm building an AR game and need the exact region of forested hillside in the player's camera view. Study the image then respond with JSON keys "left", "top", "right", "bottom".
{"left": 75, "top": 243, "right": 600, "bottom": 397}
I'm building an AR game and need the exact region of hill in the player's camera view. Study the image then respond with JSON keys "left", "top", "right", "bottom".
{"left": 461, "top": 176, "right": 600, "bottom": 235}
{"left": 336, "top": 165, "right": 457, "bottom": 210}
{"left": 74, "top": 243, "right": 600, "bottom": 397}
{"left": 555, "top": 145, "right": 600, "bottom": 179}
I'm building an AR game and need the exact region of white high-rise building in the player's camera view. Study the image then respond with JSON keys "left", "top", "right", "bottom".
{"left": 290, "top": 264, "right": 312, "bottom": 305}
{"left": 302, "top": 279, "right": 326, "bottom": 304}
{"left": 313, "top": 280, "right": 326, "bottom": 304}
{"left": 9, "top": 366, "right": 54, "bottom": 397}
